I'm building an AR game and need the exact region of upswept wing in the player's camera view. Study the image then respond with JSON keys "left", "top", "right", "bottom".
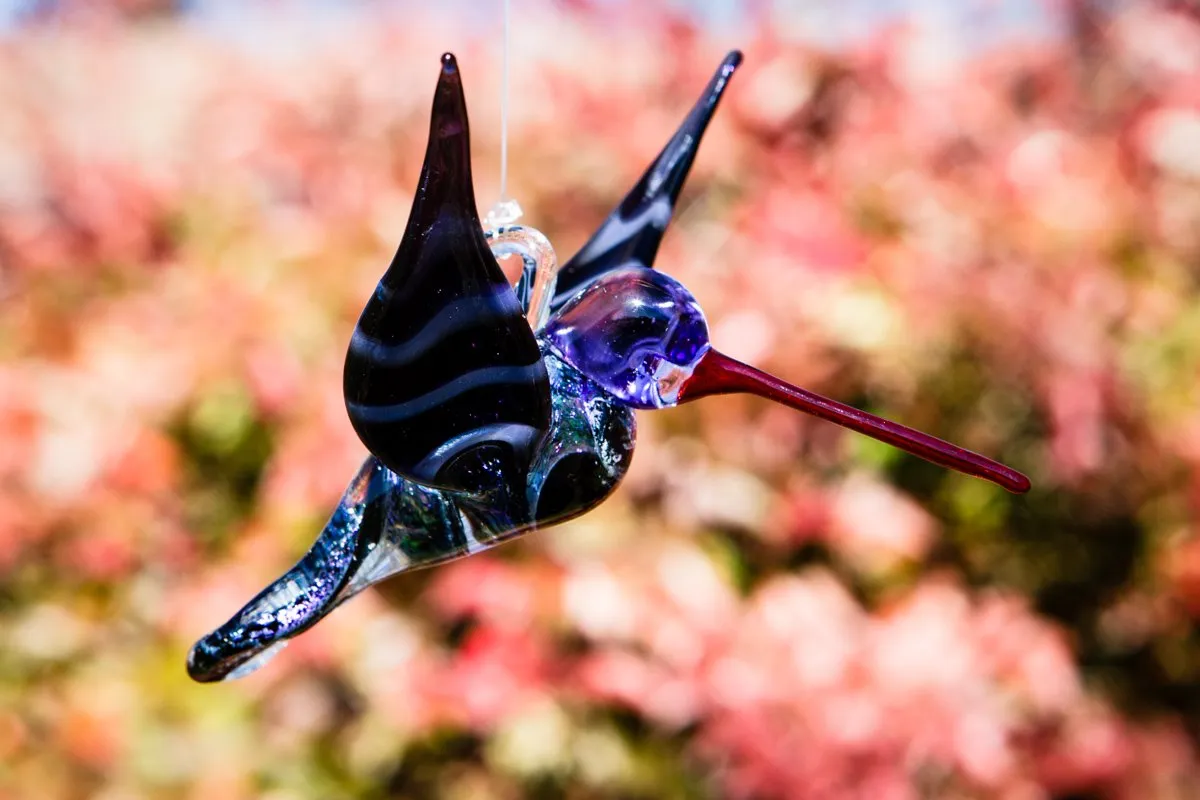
{"left": 549, "top": 51, "right": 742, "bottom": 311}
{"left": 344, "top": 55, "right": 551, "bottom": 493}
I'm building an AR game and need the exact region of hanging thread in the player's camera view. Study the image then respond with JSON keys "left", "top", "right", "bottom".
{"left": 485, "top": 0, "right": 523, "bottom": 227}
{"left": 499, "top": 0, "right": 510, "bottom": 202}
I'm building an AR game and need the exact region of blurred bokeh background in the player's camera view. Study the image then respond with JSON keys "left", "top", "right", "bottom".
{"left": 3, "top": 0, "right": 1200, "bottom": 797}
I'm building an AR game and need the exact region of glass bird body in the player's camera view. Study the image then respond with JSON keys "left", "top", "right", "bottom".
{"left": 189, "top": 51, "right": 1029, "bottom": 683}
{"left": 187, "top": 346, "right": 634, "bottom": 683}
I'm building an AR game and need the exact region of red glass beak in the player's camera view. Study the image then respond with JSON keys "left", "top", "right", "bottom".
{"left": 678, "top": 349, "right": 1031, "bottom": 494}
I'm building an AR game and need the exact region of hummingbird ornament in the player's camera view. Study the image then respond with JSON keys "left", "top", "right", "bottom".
{"left": 188, "top": 51, "right": 1030, "bottom": 683}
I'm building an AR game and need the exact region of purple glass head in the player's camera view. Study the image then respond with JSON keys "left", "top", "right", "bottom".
{"left": 543, "top": 266, "right": 710, "bottom": 408}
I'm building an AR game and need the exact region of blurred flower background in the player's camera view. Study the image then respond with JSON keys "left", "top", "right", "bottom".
{"left": 2, "top": 0, "right": 1200, "bottom": 797}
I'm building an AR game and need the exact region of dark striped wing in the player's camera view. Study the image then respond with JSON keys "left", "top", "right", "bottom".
{"left": 344, "top": 55, "right": 551, "bottom": 494}
{"left": 548, "top": 51, "right": 742, "bottom": 313}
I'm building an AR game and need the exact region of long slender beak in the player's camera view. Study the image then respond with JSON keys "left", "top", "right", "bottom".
{"left": 678, "top": 349, "right": 1031, "bottom": 494}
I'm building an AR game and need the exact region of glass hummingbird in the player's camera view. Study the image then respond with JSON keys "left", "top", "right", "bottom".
{"left": 187, "top": 52, "right": 1030, "bottom": 683}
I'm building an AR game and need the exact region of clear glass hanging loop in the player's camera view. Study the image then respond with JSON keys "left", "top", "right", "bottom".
{"left": 486, "top": 224, "right": 558, "bottom": 332}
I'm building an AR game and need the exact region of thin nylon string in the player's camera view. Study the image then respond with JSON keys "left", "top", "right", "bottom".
{"left": 499, "top": 0, "right": 511, "bottom": 202}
